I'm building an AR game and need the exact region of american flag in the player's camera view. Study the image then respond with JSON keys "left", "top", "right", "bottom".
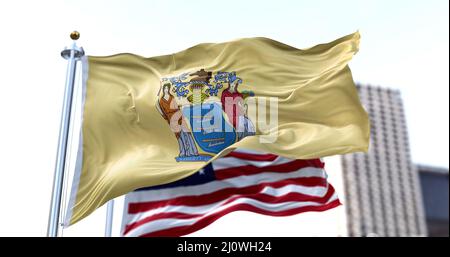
{"left": 121, "top": 149, "right": 340, "bottom": 237}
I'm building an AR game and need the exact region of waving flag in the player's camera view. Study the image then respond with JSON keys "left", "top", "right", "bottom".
{"left": 65, "top": 32, "right": 368, "bottom": 226}
{"left": 121, "top": 149, "right": 340, "bottom": 237}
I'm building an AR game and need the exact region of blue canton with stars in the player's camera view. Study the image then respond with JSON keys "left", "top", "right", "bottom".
{"left": 136, "top": 163, "right": 216, "bottom": 191}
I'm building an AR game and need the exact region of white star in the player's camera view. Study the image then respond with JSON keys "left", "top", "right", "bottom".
{"left": 198, "top": 169, "right": 205, "bottom": 175}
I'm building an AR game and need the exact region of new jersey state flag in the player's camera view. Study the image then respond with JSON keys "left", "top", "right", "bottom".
{"left": 64, "top": 32, "right": 369, "bottom": 226}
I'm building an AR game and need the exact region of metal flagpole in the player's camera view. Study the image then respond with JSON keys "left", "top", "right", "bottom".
{"left": 104, "top": 200, "right": 115, "bottom": 237}
{"left": 47, "top": 31, "right": 84, "bottom": 237}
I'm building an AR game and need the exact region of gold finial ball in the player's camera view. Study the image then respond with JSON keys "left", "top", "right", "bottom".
{"left": 70, "top": 31, "right": 80, "bottom": 40}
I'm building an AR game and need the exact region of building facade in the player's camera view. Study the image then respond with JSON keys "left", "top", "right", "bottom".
{"left": 417, "top": 164, "right": 449, "bottom": 237}
{"left": 341, "top": 84, "right": 427, "bottom": 236}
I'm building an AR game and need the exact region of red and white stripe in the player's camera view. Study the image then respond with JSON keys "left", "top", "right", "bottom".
{"left": 121, "top": 149, "right": 340, "bottom": 237}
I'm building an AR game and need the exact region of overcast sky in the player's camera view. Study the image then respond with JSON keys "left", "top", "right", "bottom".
{"left": 0, "top": 0, "right": 448, "bottom": 236}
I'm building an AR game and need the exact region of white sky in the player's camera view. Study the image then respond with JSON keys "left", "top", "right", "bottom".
{"left": 0, "top": 0, "right": 448, "bottom": 236}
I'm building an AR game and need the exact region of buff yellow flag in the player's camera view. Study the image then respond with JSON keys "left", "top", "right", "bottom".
{"left": 64, "top": 32, "right": 369, "bottom": 226}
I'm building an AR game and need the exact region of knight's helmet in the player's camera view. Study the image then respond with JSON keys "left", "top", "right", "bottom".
{"left": 187, "top": 69, "right": 212, "bottom": 104}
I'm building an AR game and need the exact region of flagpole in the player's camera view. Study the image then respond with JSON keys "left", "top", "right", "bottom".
{"left": 47, "top": 31, "right": 84, "bottom": 237}
{"left": 105, "top": 200, "right": 115, "bottom": 237}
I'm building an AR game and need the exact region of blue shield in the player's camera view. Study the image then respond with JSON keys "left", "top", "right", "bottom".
{"left": 182, "top": 102, "right": 236, "bottom": 154}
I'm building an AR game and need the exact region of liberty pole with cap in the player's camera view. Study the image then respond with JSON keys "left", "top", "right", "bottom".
{"left": 47, "top": 31, "right": 84, "bottom": 237}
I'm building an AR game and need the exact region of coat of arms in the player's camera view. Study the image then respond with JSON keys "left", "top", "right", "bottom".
{"left": 156, "top": 69, "right": 255, "bottom": 162}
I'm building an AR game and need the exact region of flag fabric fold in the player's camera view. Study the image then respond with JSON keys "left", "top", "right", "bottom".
{"left": 64, "top": 32, "right": 368, "bottom": 226}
